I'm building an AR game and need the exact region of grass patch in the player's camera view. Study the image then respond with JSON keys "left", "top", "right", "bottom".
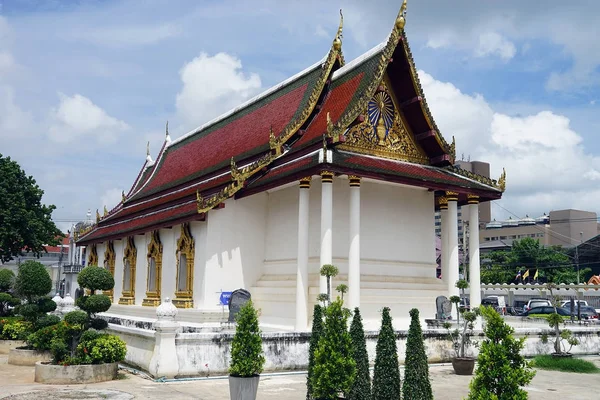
{"left": 531, "top": 355, "right": 600, "bottom": 373}
{"left": 527, "top": 314, "right": 570, "bottom": 321}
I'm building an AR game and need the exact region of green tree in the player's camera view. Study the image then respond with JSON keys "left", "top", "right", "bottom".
{"left": 320, "top": 264, "right": 339, "bottom": 305}
{"left": 372, "top": 307, "right": 401, "bottom": 400}
{"left": 0, "top": 154, "right": 63, "bottom": 263}
{"left": 402, "top": 309, "right": 432, "bottom": 400}
{"left": 307, "top": 304, "right": 324, "bottom": 400}
{"left": 13, "top": 261, "right": 56, "bottom": 328}
{"left": 349, "top": 307, "right": 371, "bottom": 400}
{"left": 467, "top": 306, "right": 535, "bottom": 400}
{"left": 312, "top": 298, "right": 356, "bottom": 400}
{"left": 0, "top": 269, "right": 15, "bottom": 292}
{"left": 229, "top": 300, "right": 265, "bottom": 377}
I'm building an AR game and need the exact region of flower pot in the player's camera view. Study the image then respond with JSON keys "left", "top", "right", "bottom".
{"left": 452, "top": 357, "right": 475, "bottom": 375}
{"left": 229, "top": 375, "right": 260, "bottom": 400}
{"left": 35, "top": 361, "right": 118, "bottom": 384}
{"left": 8, "top": 347, "right": 52, "bottom": 366}
{"left": 0, "top": 340, "right": 26, "bottom": 354}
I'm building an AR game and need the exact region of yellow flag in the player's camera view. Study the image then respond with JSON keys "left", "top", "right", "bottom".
{"left": 522, "top": 269, "right": 530, "bottom": 279}
{"left": 534, "top": 269, "right": 539, "bottom": 280}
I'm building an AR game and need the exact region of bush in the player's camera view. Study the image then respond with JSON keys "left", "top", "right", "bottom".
{"left": 307, "top": 304, "right": 324, "bottom": 400}
{"left": 402, "top": 308, "right": 432, "bottom": 400}
{"left": 50, "top": 337, "right": 69, "bottom": 364}
{"left": 0, "top": 319, "right": 31, "bottom": 340}
{"left": 0, "top": 269, "right": 15, "bottom": 292}
{"left": 37, "top": 297, "right": 57, "bottom": 313}
{"left": 78, "top": 294, "right": 111, "bottom": 315}
{"left": 77, "top": 266, "right": 114, "bottom": 293}
{"left": 0, "top": 292, "right": 20, "bottom": 316}
{"left": 76, "top": 334, "right": 127, "bottom": 364}
{"left": 90, "top": 318, "right": 108, "bottom": 331}
{"left": 229, "top": 300, "right": 265, "bottom": 377}
{"left": 64, "top": 310, "right": 88, "bottom": 327}
{"left": 531, "top": 355, "right": 600, "bottom": 373}
{"left": 27, "top": 322, "right": 66, "bottom": 350}
{"left": 15, "top": 261, "right": 52, "bottom": 301}
{"left": 349, "top": 307, "right": 371, "bottom": 400}
{"left": 312, "top": 299, "right": 356, "bottom": 400}
{"left": 372, "top": 307, "right": 401, "bottom": 400}
{"left": 36, "top": 314, "right": 61, "bottom": 330}
{"left": 467, "top": 306, "right": 535, "bottom": 400}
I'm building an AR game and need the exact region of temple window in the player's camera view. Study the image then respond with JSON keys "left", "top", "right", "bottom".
{"left": 173, "top": 223, "right": 195, "bottom": 309}
{"left": 143, "top": 231, "right": 162, "bottom": 307}
{"left": 119, "top": 236, "right": 136, "bottom": 305}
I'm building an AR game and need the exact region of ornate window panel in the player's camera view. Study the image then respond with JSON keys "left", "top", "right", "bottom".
{"left": 118, "top": 237, "right": 136, "bottom": 305}
{"left": 103, "top": 241, "right": 116, "bottom": 302}
{"left": 173, "top": 223, "right": 195, "bottom": 309}
{"left": 143, "top": 231, "right": 163, "bottom": 307}
{"left": 87, "top": 244, "right": 98, "bottom": 266}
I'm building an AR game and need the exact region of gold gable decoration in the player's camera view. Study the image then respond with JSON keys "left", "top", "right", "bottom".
{"left": 87, "top": 244, "right": 98, "bottom": 266}
{"left": 103, "top": 241, "right": 116, "bottom": 302}
{"left": 143, "top": 230, "right": 163, "bottom": 307}
{"left": 339, "top": 82, "right": 428, "bottom": 164}
{"left": 119, "top": 236, "right": 137, "bottom": 305}
{"left": 173, "top": 223, "right": 195, "bottom": 309}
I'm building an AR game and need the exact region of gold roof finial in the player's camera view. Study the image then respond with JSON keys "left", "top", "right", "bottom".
{"left": 122, "top": 190, "right": 126, "bottom": 202}
{"left": 449, "top": 136, "right": 456, "bottom": 161}
{"left": 396, "top": 0, "right": 408, "bottom": 31}
{"left": 103, "top": 205, "right": 108, "bottom": 216}
{"left": 498, "top": 168, "right": 506, "bottom": 192}
{"left": 96, "top": 209, "right": 100, "bottom": 223}
{"left": 333, "top": 9, "right": 343, "bottom": 51}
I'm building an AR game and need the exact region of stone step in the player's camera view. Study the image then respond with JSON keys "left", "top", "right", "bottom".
{"left": 105, "top": 304, "right": 227, "bottom": 324}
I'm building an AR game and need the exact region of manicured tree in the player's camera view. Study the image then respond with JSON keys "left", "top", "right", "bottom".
{"left": 336, "top": 284, "right": 348, "bottom": 303}
{"left": 349, "top": 307, "right": 371, "bottom": 400}
{"left": 0, "top": 269, "right": 15, "bottom": 292}
{"left": 307, "top": 304, "right": 324, "bottom": 400}
{"left": 320, "top": 264, "right": 339, "bottom": 304}
{"left": 76, "top": 265, "right": 114, "bottom": 330}
{"left": 402, "top": 308, "right": 432, "bottom": 400}
{"left": 229, "top": 300, "right": 265, "bottom": 377}
{"left": 312, "top": 298, "right": 356, "bottom": 400}
{"left": 372, "top": 307, "right": 400, "bottom": 400}
{"left": 467, "top": 306, "right": 535, "bottom": 400}
{"left": 14, "top": 260, "right": 56, "bottom": 327}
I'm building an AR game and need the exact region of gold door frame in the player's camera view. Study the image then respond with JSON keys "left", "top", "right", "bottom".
{"left": 118, "top": 236, "right": 136, "bottom": 305}
{"left": 87, "top": 244, "right": 98, "bottom": 266}
{"left": 173, "top": 223, "right": 195, "bottom": 309}
{"left": 142, "top": 230, "right": 162, "bottom": 307}
{"left": 103, "top": 241, "right": 116, "bottom": 302}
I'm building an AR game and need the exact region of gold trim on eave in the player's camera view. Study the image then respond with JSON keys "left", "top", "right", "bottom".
{"left": 445, "top": 191, "right": 459, "bottom": 201}
{"left": 467, "top": 194, "right": 480, "bottom": 204}
{"left": 438, "top": 196, "right": 448, "bottom": 209}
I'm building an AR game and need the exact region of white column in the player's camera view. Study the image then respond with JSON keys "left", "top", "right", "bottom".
{"left": 468, "top": 196, "right": 481, "bottom": 310}
{"left": 348, "top": 176, "right": 361, "bottom": 310}
{"left": 320, "top": 171, "right": 334, "bottom": 295}
{"left": 447, "top": 192, "right": 460, "bottom": 301}
{"left": 439, "top": 198, "right": 449, "bottom": 285}
{"left": 296, "top": 177, "right": 311, "bottom": 331}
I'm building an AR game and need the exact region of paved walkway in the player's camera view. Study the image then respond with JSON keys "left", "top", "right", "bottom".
{"left": 1, "top": 355, "right": 599, "bottom": 399}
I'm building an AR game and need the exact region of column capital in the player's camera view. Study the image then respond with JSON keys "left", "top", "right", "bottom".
{"left": 438, "top": 196, "right": 448, "bottom": 210}
{"left": 348, "top": 175, "right": 361, "bottom": 187}
{"left": 467, "top": 194, "right": 479, "bottom": 204}
{"left": 445, "top": 191, "right": 459, "bottom": 201}
{"left": 299, "top": 176, "right": 312, "bottom": 189}
{"left": 321, "top": 170, "right": 334, "bottom": 183}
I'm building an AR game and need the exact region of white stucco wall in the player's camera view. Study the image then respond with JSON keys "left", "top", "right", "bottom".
{"left": 134, "top": 234, "right": 148, "bottom": 305}
{"left": 200, "top": 193, "right": 267, "bottom": 310}
{"left": 190, "top": 221, "right": 208, "bottom": 309}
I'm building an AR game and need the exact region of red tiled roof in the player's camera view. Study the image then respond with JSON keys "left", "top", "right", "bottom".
{"left": 78, "top": 201, "right": 199, "bottom": 244}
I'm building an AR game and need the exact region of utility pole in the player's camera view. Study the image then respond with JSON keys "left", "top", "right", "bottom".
{"left": 576, "top": 232, "right": 583, "bottom": 284}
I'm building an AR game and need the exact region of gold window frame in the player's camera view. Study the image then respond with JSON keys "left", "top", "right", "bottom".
{"left": 118, "top": 236, "right": 136, "bottom": 305}
{"left": 87, "top": 244, "right": 98, "bottom": 266}
{"left": 173, "top": 223, "right": 195, "bottom": 309}
{"left": 142, "top": 231, "right": 162, "bottom": 307}
{"left": 103, "top": 241, "right": 116, "bottom": 302}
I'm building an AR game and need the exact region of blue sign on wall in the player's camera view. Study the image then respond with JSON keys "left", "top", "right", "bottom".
{"left": 220, "top": 291, "right": 232, "bottom": 306}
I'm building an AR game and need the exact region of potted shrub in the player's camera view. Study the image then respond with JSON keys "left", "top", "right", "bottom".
{"left": 8, "top": 261, "right": 56, "bottom": 365}
{"left": 444, "top": 306, "right": 479, "bottom": 375}
{"left": 545, "top": 283, "right": 578, "bottom": 357}
{"left": 33, "top": 265, "right": 126, "bottom": 384}
{"left": 311, "top": 298, "right": 355, "bottom": 400}
{"left": 229, "top": 300, "right": 265, "bottom": 400}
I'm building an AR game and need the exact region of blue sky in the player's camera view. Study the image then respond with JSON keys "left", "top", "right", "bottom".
{"left": 1, "top": 0, "right": 599, "bottom": 236}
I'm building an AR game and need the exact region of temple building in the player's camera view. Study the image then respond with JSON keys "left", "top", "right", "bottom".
{"left": 77, "top": 1, "right": 504, "bottom": 330}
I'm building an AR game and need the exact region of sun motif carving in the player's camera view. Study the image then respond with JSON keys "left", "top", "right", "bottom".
{"left": 367, "top": 91, "right": 395, "bottom": 145}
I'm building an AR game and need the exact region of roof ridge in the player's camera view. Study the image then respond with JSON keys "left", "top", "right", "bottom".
{"left": 331, "top": 40, "right": 387, "bottom": 81}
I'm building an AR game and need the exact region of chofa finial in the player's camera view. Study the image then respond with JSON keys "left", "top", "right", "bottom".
{"left": 333, "top": 9, "right": 343, "bottom": 51}
{"left": 146, "top": 141, "right": 150, "bottom": 156}
{"left": 498, "top": 168, "right": 506, "bottom": 192}
{"left": 396, "top": 0, "right": 408, "bottom": 30}
{"left": 165, "top": 121, "right": 172, "bottom": 144}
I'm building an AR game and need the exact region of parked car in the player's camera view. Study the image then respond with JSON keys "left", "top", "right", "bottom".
{"left": 560, "top": 300, "right": 589, "bottom": 308}
{"left": 523, "top": 298, "right": 552, "bottom": 312}
{"left": 520, "top": 306, "right": 570, "bottom": 316}
{"left": 481, "top": 296, "right": 501, "bottom": 307}
{"left": 561, "top": 304, "right": 599, "bottom": 320}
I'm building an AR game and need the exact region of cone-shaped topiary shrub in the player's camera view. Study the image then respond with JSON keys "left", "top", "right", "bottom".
{"left": 372, "top": 307, "right": 400, "bottom": 400}
{"left": 467, "top": 306, "right": 535, "bottom": 400}
{"left": 229, "top": 300, "right": 265, "bottom": 377}
{"left": 307, "top": 304, "right": 324, "bottom": 400}
{"left": 349, "top": 307, "right": 371, "bottom": 400}
{"left": 312, "top": 298, "right": 356, "bottom": 400}
{"left": 402, "top": 308, "right": 432, "bottom": 400}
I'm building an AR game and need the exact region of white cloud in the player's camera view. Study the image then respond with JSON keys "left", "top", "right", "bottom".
{"left": 81, "top": 23, "right": 182, "bottom": 47}
{"left": 48, "top": 94, "right": 130, "bottom": 143}
{"left": 175, "top": 52, "right": 262, "bottom": 128}
{"left": 0, "top": 85, "right": 34, "bottom": 138}
{"left": 419, "top": 70, "right": 600, "bottom": 217}
{"left": 475, "top": 32, "right": 516, "bottom": 61}
{"left": 100, "top": 188, "right": 124, "bottom": 212}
